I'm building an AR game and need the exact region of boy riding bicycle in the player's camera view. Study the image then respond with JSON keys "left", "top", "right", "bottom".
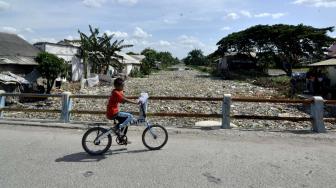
{"left": 106, "top": 78, "right": 139, "bottom": 135}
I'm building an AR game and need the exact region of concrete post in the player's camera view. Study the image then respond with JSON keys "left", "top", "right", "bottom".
{"left": 221, "top": 94, "right": 231, "bottom": 129}
{"left": 60, "top": 92, "right": 72, "bottom": 123}
{"left": 0, "top": 90, "right": 5, "bottom": 119}
{"left": 311, "top": 96, "right": 326, "bottom": 133}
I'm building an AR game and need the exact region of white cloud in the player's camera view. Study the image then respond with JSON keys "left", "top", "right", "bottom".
{"left": 82, "top": 0, "right": 106, "bottom": 8}
{"left": 271, "top": 13, "right": 286, "bottom": 19}
{"left": 133, "top": 27, "right": 152, "bottom": 39}
{"left": 174, "top": 35, "right": 216, "bottom": 57}
{"left": 240, "top": 10, "right": 252, "bottom": 18}
{"left": 293, "top": 0, "right": 336, "bottom": 7}
{"left": 224, "top": 10, "right": 286, "bottom": 21}
{"left": 0, "top": 1, "right": 10, "bottom": 11}
{"left": 31, "top": 37, "right": 58, "bottom": 43}
{"left": 178, "top": 35, "right": 205, "bottom": 48}
{"left": 221, "top": 26, "right": 231, "bottom": 31}
{"left": 24, "top": 27, "right": 34, "bottom": 33}
{"left": 254, "top": 13, "right": 271, "bottom": 18}
{"left": 0, "top": 26, "right": 18, "bottom": 34}
{"left": 105, "top": 30, "right": 128, "bottom": 38}
{"left": 254, "top": 12, "right": 286, "bottom": 19}
{"left": 224, "top": 13, "right": 240, "bottom": 20}
{"left": 114, "top": 0, "right": 138, "bottom": 5}
{"left": 66, "top": 35, "right": 74, "bottom": 40}
{"left": 159, "top": 40, "right": 171, "bottom": 46}
{"left": 124, "top": 38, "right": 139, "bottom": 45}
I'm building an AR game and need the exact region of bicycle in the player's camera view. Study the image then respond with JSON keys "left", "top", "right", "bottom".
{"left": 82, "top": 93, "right": 168, "bottom": 155}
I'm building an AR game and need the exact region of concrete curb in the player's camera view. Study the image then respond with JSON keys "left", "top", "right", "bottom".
{"left": 1, "top": 119, "right": 336, "bottom": 141}
{"left": 0, "top": 119, "right": 236, "bottom": 136}
{"left": 0, "top": 120, "right": 88, "bottom": 130}
{"left": 0, "top": 119, "right": 203, "bottom": 133}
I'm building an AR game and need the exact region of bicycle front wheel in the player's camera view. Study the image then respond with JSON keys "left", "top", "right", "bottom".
{"left": 82, "top": 127, "right": 112, "bottom": 155}
{"left": 142, "top": 125, "right": 168, "bottom": 150}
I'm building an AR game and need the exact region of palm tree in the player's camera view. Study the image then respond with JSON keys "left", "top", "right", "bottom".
{"left": 78, "top": 25, "right": 133, "bottom": 77}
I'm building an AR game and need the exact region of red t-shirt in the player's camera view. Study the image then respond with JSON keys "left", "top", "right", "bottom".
{"left": 106, "top": 89, "right": 124, "bottom": 119}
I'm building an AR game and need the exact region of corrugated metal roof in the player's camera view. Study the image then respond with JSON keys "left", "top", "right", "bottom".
{"left": 308, "top": 58, "right": 336, "bottom": 67}
{"left": 0, "top": 56, "right": 38, "bottom": 65}
{"left": 129, "top": 54, "right": 145, "bottom": 62}
{"left": 0, "top": 32, "right": 40, "bottom": 56}
{"left": 116, "top": 52, "right": 141, "bottom": 65}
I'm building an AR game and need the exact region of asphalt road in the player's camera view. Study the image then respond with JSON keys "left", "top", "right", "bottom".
{"left": 1, "top": 125, "right": 336, "bottom": 188}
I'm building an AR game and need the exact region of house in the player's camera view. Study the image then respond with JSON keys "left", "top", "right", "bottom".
{"left": 128, "top": 54, "right": 145, "bottom": 62}
{"left": 57, "top": 39, "right": 81, "bottom": 47}
{"left": 119, "top": 52, "right": 143, "bottom": 75}
{"left": 59, "top": 39, "right": 145, "bottom": 76}
{"left": 216, "top": 52, "right": 257, "bottom": 77}
{"left": 34, "top": 42, "right": 82, "bottom": 81}
{"left": 0, "top": 32, "right": 40, "bottom": 75}
{"left": 34, "top": 40, "right": 143, "bottom": 81}
{"left": 308, "top": 58, "right": 336, "bottom": 87}
{"left": 107, "top": 52, "right": 143, "bottom": 77}
{"left": 328, "top": 43, "right": 336, "bottom": 58}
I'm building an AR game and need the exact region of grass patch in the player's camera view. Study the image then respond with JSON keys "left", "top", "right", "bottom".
{"left": 251, "top": 76, "right": 291, "bottom": 97}
{"left": 186, "top": 65, "right": 212, "bottom": 73}
{"left": 229, "top": 69, "right": 292, "bottom": 97}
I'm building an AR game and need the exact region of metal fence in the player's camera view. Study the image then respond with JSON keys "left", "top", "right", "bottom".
{"left": 0, "top": 90, "right": 335, "bottom": 133}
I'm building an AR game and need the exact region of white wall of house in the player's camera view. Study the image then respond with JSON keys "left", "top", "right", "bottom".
{"left": 107, "top": 64, "right": 140, "bottom": 76}
{"left": 328, "top": 43, "right": 336, "bottom": 57}
{"left": 327, "top": 66, "right": 336, "bottom": 86}
{"left": 44, "top": 45, "right": 79, "bottom": 58}
{"left": 34, "top": 43, "right": 83, "bottom": 81}
{"left": 71, "top": 56, "right": 83, "bottom": 81}
{"left": 125, "top": 64, "right": 133, "bottom": 75}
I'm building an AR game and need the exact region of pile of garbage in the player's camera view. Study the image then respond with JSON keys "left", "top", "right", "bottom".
{"left": 0, "top": 72, "right": 31, "bottom": 92}
{"left": 2, "top": 67, "right": 335, "bottom": 130}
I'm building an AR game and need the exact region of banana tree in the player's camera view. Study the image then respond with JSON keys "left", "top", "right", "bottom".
{"left": 78, "top": 25, "right": 133, "bottom": 76}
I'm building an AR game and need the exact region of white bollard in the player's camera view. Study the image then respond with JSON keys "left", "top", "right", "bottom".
{"left": 221, "top": 94, "right": 231, "bottom": 129}
{"left": 0, "top": 90, "right": 5, "bottom": 119}
{"left": 60, "top": 92, "right": 72, "bottom": 123}
{"left": 311, "top": 96, "right": 326, "bottom": 133}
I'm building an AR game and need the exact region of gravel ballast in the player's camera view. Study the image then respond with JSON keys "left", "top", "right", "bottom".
{"left": 3, "top": 66, "right": 335, "bottom": 130}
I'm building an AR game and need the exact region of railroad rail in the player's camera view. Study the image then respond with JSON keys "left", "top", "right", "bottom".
{"left": 0, "top": 91, "right": 335, "bottom": 133}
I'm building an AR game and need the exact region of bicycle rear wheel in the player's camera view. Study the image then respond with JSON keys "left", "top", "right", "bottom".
{"left": 142, "top": 125, "right": 168, "bottom": 150}
{"left": 82, "top": 127, "right": 112, "bottom": 155}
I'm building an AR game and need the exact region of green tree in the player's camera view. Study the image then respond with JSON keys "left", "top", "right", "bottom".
{"left": 156, "top": 51, "right": 179, "bottom": 68}
{"left": 215, "top": 24, "right": 334, "bottom": 75}
{"left": 183, "top": 49, "right": 209, "bottom": 66}
{"left": 35, "top": 52, "right": 67, "bottom": 94}
{"left": 126, "top": 51, "right": 139, "bottom": 55}
{"left": 137, "top": 48, "right": 179, "bottom": 76}
{"left": 140, "top": 48, "right": 157, "bottom": 74}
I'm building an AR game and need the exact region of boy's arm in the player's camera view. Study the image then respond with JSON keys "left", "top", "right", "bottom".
{"left": 123, "top": 97, "right": 139, "bottom": 104}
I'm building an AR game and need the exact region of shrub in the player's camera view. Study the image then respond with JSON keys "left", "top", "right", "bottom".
{"left": 129, "top": 68, "right": 143, "bottom": 78}
{"left": 35, "top": 52, "right": 67, "bottom": 94}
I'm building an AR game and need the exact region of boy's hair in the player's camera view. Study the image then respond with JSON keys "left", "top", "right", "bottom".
{"left": 114, "top": 78, "right": 124, "bottom": 88}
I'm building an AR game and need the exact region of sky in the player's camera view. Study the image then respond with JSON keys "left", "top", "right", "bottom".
{"left": 0, "top": 0, "right": 335, "bottom": 58}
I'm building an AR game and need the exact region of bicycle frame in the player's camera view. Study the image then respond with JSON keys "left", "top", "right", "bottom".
{"left": 95, "top": 93, "right": 156, "bottom": 142}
